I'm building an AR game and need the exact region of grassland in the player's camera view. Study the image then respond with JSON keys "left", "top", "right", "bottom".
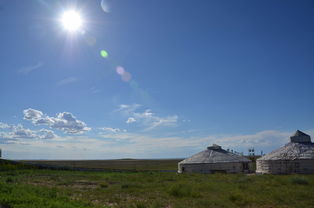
{"left": 1, "top": 159, "right": 314, "bottom": 208}
{"left": 19, "top": 159, "right": 181, "bottom": 171}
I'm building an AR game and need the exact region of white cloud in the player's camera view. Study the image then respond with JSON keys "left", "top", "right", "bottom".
{"left": 133, "top": 109, "right": 178, "bottom": 130}
{"left": 18, "top": 62, "right": 43, "bottom": 74}
{"left": 23, "top": 108, "right": 43, "bottom": 120}
{"left": 38, "top": 129, "right": 57, "bottom": 140}
{"left": 145, "top": 115, "right": 178, "bottom": 130}
{"left": 209, "top": 130, "right": 291, "bottom": 150}
{"left": 3, "top": 108, "right": 313, "bottom": 159}
{"left": 126, "top": 117, "right": 136, "bottom": 124}
{"left": 134, "top": 109, "right": 153, "bottom": 119}
{"left": 0, "top": 122, "right": 10, "bottom": 129}
{"left": 119, "top": 104, "right": 178, "bottom": 130}
{"left": 9, "top": 124, "right": 38, "bottom": 139}
{"left": 23, "top": 108, "right": 91, "bottom": 134}
{"left": 118, "top": 104, "right": 141, "bottom": 113}
{"left": 56, "top": 77, "right": 78, "bottom": 86}
{"left": 0, "top": 123, "right": 57, "bottom": 141}
{"left": 50, "top": 112, "right": 91, "bottom": 134}
{"left": 99, "top": 127, "right": 126, "bottom": 133}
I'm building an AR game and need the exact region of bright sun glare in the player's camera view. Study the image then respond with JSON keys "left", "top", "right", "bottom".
{"left": 60, "top": 10, "right": 83, "bottom": 32}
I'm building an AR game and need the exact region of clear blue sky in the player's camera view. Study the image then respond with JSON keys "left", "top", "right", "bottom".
{"left": 0, "top": 0, "right": 313, "bottom": 159}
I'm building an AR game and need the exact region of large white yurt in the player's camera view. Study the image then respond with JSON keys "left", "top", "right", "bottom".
{"left": 256, "top": 130, "right": 314, "bottom": 174}
{"left": 178, "top": 144, "right": 253, "bottom": 174}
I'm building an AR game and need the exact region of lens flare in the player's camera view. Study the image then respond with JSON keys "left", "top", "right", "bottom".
{"left": 101, "top": 0, "right": 111, "bottom": 13}
{"left": 85, "top": 36, "right": 96, "bottom": 46}
{"left": 122, "top": 71, "right": 132, "bottom": 82}
{"left": 100, "top": 50, "right": 109, "bottom": 58}
{"left": 116, "top": 66, "right": 132, "bottom": 82}
{"left": 116, "top": 66, "right": 125, "bottom": 75}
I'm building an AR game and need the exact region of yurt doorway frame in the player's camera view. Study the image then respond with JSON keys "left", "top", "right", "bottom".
{"left": 242, "top": 162, "right": 249, "bottom": 170}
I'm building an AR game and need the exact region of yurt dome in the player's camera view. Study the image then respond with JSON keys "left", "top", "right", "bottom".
{"left": 178, "top": 144, "right": 252, "bottom": 174}
{"left": 256, "top": 130, "right": 314, "bottom": 174}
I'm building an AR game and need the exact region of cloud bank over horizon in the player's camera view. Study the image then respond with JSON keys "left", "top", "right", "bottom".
{"left": 0, "top": 106, "right": 313, "bottom": 160}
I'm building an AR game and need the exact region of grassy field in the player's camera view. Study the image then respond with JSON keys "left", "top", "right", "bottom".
{"left": 1, "top": 159, "right": 314, "bottom": 208}
{"left": 19, "top": 156, "right": 260, "bottom": 172}
{"left": 19, "top": 159, "right": 182, "bottom": 171}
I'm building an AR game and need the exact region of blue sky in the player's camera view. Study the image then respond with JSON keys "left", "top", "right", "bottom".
{"left": 0, "top": 0, "right": 314, "bottom": 159}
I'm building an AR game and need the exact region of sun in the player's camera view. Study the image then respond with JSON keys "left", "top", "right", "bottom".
{"left": 60, "top": 10, "right": 83, "bottom": 33}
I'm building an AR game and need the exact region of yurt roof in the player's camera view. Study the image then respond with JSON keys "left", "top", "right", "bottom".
{"left": 258, "top": 130, "right": 314, "bottom": 161}
{"left": 290, "top": 130, "right": 311, "bottom": 143}
{"left": 179, "top": 144, "right": 251, "bottom": 164}
{"left": 293, "top": 130, "right": 309, "bottom": 137}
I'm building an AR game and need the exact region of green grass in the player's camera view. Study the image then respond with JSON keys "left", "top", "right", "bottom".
{"left": 0, "top": 160, "right": 314, "bottom": 208}
{"left": 290, "top": 176, "right": 310, "bottom": 185}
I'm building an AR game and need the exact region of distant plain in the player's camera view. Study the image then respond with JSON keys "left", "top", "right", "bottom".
{"left": 19, "top": 159, "right": 182, "bottom": 171}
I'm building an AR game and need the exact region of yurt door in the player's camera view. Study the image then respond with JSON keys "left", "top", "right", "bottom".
{"left": 242, "top": 162, "right": 249, "bottom": 170}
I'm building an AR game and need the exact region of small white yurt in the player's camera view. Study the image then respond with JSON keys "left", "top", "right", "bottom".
{"left": 178, "top": 144, "right": 252, "bottom": 174}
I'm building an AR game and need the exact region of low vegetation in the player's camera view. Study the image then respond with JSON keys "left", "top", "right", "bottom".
{"left": 0, "top": 159, "right": 313, "bottom": 208}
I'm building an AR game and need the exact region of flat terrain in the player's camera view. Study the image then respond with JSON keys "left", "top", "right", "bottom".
{"left": 1, "top": 159, "right": 314, "bottom": 208}
{"left": 19, "top": 159, "right": 182, "bottom": 171}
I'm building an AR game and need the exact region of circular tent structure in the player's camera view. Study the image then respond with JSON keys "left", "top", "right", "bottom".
{"left": 256, "top": 130, "right": 314, "bottom": 174}
{"left": 178, "top": 144, "right": 252, "bottom": 174}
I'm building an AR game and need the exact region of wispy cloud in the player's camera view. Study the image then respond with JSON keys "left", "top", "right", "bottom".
{"left": 90, "top": 86, "right": 101, "bottom": 94}
{"left": 117, "top": 104, "right": 141, "bottom": 114}
{"left": 18, "top": 62, "right": 43, "bottom": 74}
{"left": 207, "top": 130, "right": 292, "bottom": 151}
{"left": 56, "top": 77, "right": 78, "bottom": 86}
{"left": 126, "top": 117, "right": 136, "bottom": 124}
{"left": 96, "top": 129, "right": 310, "bottom": 157}
{"left": 134, "top": 110, "right": 178, "bottom": 130}
{"left": 99, "top": 127, "right": 127, "bottom": 133}
{"left": 119, "top": 104, "right": 178, "bottom": 130}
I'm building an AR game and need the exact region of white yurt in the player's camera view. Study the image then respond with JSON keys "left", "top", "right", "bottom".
{"left": 256, "top": 130, "right": 314, "bottom": 174}
{"left": 178, "top": 144, "right": 253, "bottom": 174}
